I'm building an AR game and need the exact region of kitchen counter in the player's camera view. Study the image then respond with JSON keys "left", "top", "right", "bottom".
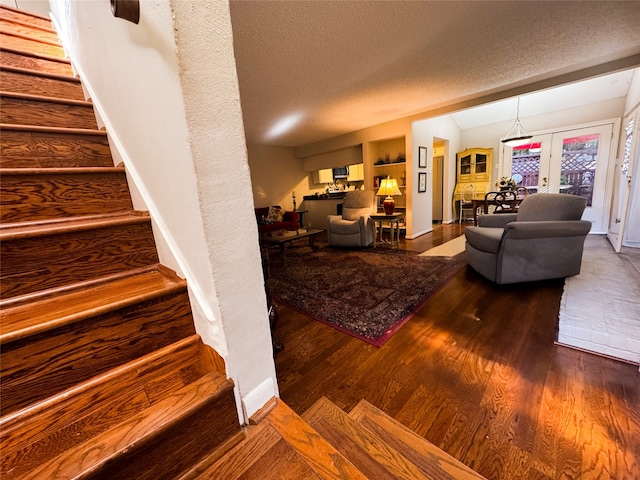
{"left": 303, "top": 192, "right": 346, "bottom": 200}
{"left": 300, "top": 196, "right": 345, "bottom": 230}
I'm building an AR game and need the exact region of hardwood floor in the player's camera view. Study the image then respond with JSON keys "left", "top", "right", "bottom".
{"left": 274, "top": 224, "right": 640, "bottom": 479}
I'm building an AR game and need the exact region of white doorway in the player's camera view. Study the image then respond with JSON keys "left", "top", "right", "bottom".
{"left": 432, "top": 140, "right": 446, "bottom": 223}
{"left": 503, "top": 122, "right": 616, "bottom": 233}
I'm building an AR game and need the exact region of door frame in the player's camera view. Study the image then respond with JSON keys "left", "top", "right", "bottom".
{"left": 608, "top": 107, "right": 640, "bottom": 251}
{"left": 499, "top": 118, "right": 620, "bottom": 233}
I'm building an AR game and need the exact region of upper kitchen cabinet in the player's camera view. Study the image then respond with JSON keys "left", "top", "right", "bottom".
{"left": 312, "top": 168, "right": 333, "bottom": 184}
{"left": 347, "top": 163, "right": 364, "bottom": 181}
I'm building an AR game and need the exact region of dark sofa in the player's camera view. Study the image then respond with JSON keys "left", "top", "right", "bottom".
{"left": 255, "top": 206, "right": 299, "bottom": 234}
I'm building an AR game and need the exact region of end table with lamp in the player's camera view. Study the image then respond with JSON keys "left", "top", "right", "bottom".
{"left": 370, "top": 212, "right": 404, "bottom": 247}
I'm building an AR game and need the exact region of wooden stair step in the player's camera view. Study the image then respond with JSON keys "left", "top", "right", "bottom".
{"left": 0, "top": 91, "right": 98, "bottom": 129}
{"left": 263, "top": 400, "right": 368, "bottom": 480}
{"left": 1, "top": 280, "right": 195, "bottom": 414}
{"left": 0, "top": 31, "right": 65, "bottom": 58}
{"left": 0, "top": 265, "right": 185, "bottom": 343}
{"left": 13, "top": 371, "right": 241, "bottom": 480}
{"left": 0, "top": 17, "right": 60, "bottom": 45}
{"left": 0, "top": 167, "right": 133, "bottom": 223}
{"left": 195, "top": 399, "right": 367, "bottom": 480}
{"left": 0, "top": 335, "right": 227, "bottom": 479}
{"left": 303, "top": 397, "right": 430, "bottom": 479}
{"left": 349, "top": 400, "right": 486, "bottom": 479}
{"left": 0, "top": 5, "right": 54, "bottom": 29}
{"left": 0, "top": 123, "right": 112, "bottom": 168}
{"left": 191, "top": 419, "right": 324, "bottom": 480}
{"left": 0, "top": 46, "right": 74, "bottom": 76}
{"left": 0, "top": 65, "right": 85, "bottom": 100}
{"left": 0, "top": 213, "right": 159, "bottom": 299}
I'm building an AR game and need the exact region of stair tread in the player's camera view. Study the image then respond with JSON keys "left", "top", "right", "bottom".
{"left": 0, "top": 335, "right": 210, "bottom": 477}
{"left": 349, "top": 399, "right": 486, "bottom": 479}
{"left": 0, "top": 64, "right": 80, "bottom": 82}
{"left": 1, "top": 166, "right": 125, "bottom": 174}
{"left": 0, "top": 45, "right": 71, "bottom": 65}
{"left": 0, "top": 24, "right": 62, "bottom": 48}
{"left": 0, "top": 211, "right": 149, "bottom": 239}
{"left": 0, "top": 16, "right": 56, "bottom": 34}
{"left": 0, "top": 122, "right": 105, "bottom": 135}
{"left": 209, "top": 424, "right": 325, "bottom": 480}
{"left": 303, "top": 397, "right": 430, "bottom": 480}
{"left": 1, "top": 266, "right": 186, "bottom": 344}
{"left": 1, "top": 89, "right": 93, "bottom": 106}
{"left": 18, "top": 371, "right": 235, "bottom": 480}
{"left": 0, "top": 5, "right": 54, "bottom": 27}
{"left": 265, "top": 400, "right": 368, "bottom": 480}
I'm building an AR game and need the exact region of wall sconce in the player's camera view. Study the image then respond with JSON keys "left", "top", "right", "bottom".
{"left": 111, "top": 0, "right": 139, "bottom": 24}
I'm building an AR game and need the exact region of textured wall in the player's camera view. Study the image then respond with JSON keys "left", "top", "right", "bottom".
{"left": 50, "top": 0, "right": 277, "bottom": 421}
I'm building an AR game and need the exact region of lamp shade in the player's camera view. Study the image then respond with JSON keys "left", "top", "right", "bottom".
{"left": 376, "top": 177, "right": 401, "bottom": 215}
{"left": 376, "top": 178, "right": 402, "bottom": 197}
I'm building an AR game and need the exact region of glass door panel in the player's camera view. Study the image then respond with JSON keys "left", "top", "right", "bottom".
{"left": 550, "top": 124, "right": 612, "bottom": 232}
{"left": 509, "top": 134, "right": 551, "bottom": 194}
{"left": 507, "top": 124, "right": 613, "bottom": 233}
{"left": 557, "top": 133, "right": 600, "bottom": 206}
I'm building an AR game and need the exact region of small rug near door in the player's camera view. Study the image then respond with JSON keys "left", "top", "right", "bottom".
{"left": 267, "top": 244, "right": 466, "bottom": 346}
{"left": 419, "top": 234, "right": 466, "bottom": 257}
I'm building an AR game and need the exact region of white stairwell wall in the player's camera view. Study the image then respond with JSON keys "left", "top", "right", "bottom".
{"left": 48, "top": 0, "right": 278, "bottom": 422}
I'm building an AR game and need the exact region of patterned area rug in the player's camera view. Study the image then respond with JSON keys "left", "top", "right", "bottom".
{"left": 267, "top": 244, "right": 466, "bottom": 346}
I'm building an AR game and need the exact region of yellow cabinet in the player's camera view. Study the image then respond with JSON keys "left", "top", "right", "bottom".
{"left": 313, "top": 168, "right": 333, "bottom": 184}
{"left": 347, "top": 163, "right": 364, "bottom": 181}
{"left": 457, "top": 147, "right": 491, "bottom": 183}
{"left": 453, "top": 148, "right": 493, "bottom": 218}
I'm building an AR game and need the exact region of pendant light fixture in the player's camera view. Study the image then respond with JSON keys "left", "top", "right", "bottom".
{"left": 501, "top": 97, "right": 532, "bottom": 147}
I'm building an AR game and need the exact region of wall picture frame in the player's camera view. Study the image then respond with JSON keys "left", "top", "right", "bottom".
{"left": 418, "top": 172, "right": 427, "bottom": 193}
{"left": 418, "top": 146, "right": 427, "bottom": 168}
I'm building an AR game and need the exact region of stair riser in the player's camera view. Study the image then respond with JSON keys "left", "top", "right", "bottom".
{"left": 1, "top": 172, "right": 133, "bottom": 223}
{"left": 1, "top": 338, "right": 208, "bottom": 479}
{"left": 93, "top": 386, "right": 240, "bottom": 480}
{"left": 1, "top": 129, "right": 113, "bottom": 168}
{"left": 0, "top": 49, "right": 73, "bottom": 76}
{"left": 1, "top": 69, "right": 85, "bottom": 100}
{"left": 0, "top": 7, "right": 53, "bottom": 29}
{"left": 0, "top": 33, "right": 64, "bottom": 58}
{"left": 1, "top": 96, "right": 98, "bottom": 129}
{"left": 1, "top": 221, "right": 159, "bottom": 299}
{"left": 0, "top": 19, "right": 59, "bottom": 44}
{"left": 1, "top": 289, "right": 196, "bottom": 415}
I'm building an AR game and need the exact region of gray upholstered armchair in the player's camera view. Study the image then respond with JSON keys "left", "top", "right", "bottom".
{"left": 327, "top": 190, "right": 375, "bottom": 247}
{"left": 464, "top": 193, "right": 591, "bottom": 284}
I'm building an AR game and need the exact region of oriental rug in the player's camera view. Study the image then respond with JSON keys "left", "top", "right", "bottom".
{"left": 267, "top": 244, "right": 466, "bottom": 346}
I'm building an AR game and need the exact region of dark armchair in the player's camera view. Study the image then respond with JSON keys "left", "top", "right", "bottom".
{"left": 464, "top": 193, "right": 591, "bottom": 284}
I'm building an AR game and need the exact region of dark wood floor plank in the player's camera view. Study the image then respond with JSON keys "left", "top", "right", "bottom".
{"left": 274, "top": 224, "right": 640, "bottom": 479}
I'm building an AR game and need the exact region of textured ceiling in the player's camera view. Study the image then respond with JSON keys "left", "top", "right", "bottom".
{"left": 229, "top": 1, "right": 640, "bottom": 148}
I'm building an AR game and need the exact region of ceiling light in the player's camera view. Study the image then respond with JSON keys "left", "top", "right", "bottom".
{"left": 501, "top": 98, "right": 532, "bottom": 147}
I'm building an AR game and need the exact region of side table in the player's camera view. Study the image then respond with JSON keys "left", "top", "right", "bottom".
{"left": 370, "top": 212, "right": 404, "bottom": 247}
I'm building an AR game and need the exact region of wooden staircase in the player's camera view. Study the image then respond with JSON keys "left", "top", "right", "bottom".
{"left": 0, "top": 5, "right": 243, "bottom": 479}
{"left": 1, "top": 6, "right": 487, "bottom": 478}
{"left": 204, "top": 398, "right": 486, "bottom": 479}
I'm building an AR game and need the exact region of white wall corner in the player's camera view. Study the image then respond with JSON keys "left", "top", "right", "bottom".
{"left": 241, "top": 377, "right": 278, "bottom": 422}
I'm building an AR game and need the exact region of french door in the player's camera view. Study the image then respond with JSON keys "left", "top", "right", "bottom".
{"left": 505, "top": 123, "right": 614, "bottom": 233}
{"left": 608, "top": 110, "right": 640, "bottom": 250}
